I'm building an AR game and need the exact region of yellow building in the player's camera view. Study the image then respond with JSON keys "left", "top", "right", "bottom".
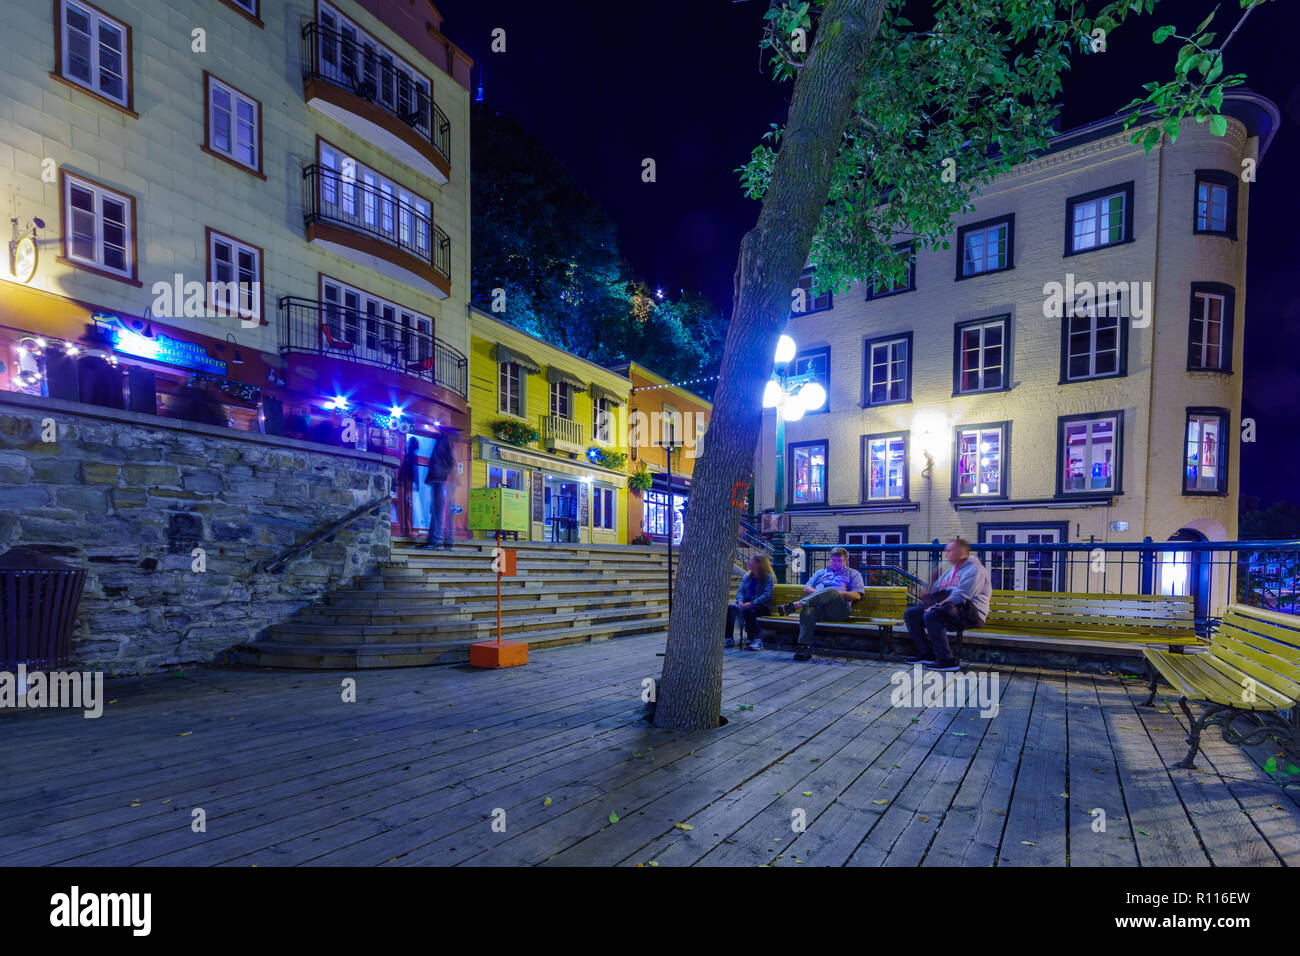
{"left": 468, "top": 308, "right": 632, "bottom": 544}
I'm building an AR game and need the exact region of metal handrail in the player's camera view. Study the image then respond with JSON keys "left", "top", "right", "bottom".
{"left": 277, "top": 295, "right": 468, "bottom": 397}
{"left": 301, "top": 20, "right": 451, "bottom": 162}
{"left": 263, "top": 494, "right": 390, "bottom": 574}
{"left": 303, "top": 164, "right": 451, "bottom": 280}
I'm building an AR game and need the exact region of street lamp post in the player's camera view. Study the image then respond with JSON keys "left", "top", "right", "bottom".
{"left": 764, "top": 334, "right": 826, "bottom": 584}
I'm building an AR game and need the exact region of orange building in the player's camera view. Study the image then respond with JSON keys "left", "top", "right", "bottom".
{"left": 612, "top": 362, "right": 712, "bottom": 545}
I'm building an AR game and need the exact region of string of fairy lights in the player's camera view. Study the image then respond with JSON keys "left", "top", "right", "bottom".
{"left": 629, "top": 374, "right": 719, "bottom": 395}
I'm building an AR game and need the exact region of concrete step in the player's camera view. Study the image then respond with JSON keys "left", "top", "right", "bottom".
{"left": 325, "top": 580, "right": 669, "bottom": 606}
{"left": 296, "top": 590, "right": 664, "bottom": 626}
{"left": 269, "top": 603, "right": 670, "bottom": 644}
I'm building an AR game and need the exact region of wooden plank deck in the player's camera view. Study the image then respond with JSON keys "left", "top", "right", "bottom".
{"left": 2, "top": 635, "right": 1298, "bottom": 867}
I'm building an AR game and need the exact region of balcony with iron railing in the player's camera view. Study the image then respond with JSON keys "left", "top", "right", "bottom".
{"left": 278, "top": 295, "right": 467, "bottom": 398}
{"left": 302, "top": 20, "right": 451, "bottom": 184}
{"left": 545, "top": 415, "right": 585, "bottom": 454}
{"left": 303, "top": 163, "right": 451, "bottom": 299}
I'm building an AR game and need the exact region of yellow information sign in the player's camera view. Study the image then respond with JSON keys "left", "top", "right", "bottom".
{"left": 468, "top": 487, "right": 530, "bottom": 533}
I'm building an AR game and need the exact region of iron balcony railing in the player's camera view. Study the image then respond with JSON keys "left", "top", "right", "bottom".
{"left": 303, "top": 164, "right": 451, "bottom": 281}
{"left": 278, "top": 295, "right": 467, "bottom": 397}
{"left": 301, "top": 20, "right": 451, "bottom": 164}
{"left": 788, "top": 539, "right": 1300, "bottom": 634}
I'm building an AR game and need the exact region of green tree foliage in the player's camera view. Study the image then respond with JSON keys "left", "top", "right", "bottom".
{"left": 738, "top": 0, "right": 1272, "bottom": 298}
{"left": 470, "top": 108, "right": 727, "bottom": 387}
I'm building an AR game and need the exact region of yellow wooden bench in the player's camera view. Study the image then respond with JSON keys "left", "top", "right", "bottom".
{"left": 970, "top": 591, "right": 1200, "bottom": 650}
{"left": 757, "top": 585, "right": 1200, "bottom": 655}
{"left": 1143, "top": 603, "right": 1300, "bottom": 769}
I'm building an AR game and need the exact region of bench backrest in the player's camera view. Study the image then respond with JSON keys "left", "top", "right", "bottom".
{"left": 984, "top": 590, "right": 1197, "bottom": 636}
{"left": 771, "top": 583, "right": 908, "bottom": 619}
{"left": 1208, "top": 603, "right": 1300, "bottom": 702}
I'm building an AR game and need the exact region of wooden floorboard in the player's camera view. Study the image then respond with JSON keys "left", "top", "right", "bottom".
{"left": 2, "top": 637, "right": 1297, "bottom": 867}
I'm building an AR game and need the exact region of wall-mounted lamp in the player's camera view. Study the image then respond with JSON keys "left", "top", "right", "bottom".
{"left": 223, "top": 333, "right": 245, "bottom": 365}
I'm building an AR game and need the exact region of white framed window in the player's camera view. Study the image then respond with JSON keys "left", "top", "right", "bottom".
{"left": 206, "top": 74, "right": 259, "bottom": 170}
{"left": 1190, "top": 291, "right": 1227, "bottom": 370}
{"left": 549, "top": 380, "right": 570, "bottom": 419}
{"left": 499, "top": 362, "right": 522, "bottom": 417}
{"left": 864, "top": 434, "right": 907, "bottom": 501}
{"left": 955, "top": 425, "right": 1005, "bottom": 497}
{"left": 791, "top": 269, "right": 832, "bottom": 315}
{"left": 593, "top": 397, "right": 612, "bottom": 442}
{"left": 865, "top": 336, "right": 909, "bottom": 405}
{"left": 319, "top": 145, "right": 430, "bottom": 255}
{"left": 1069, "top": 189, "right": 1128, "bottom": 252}
{"left": 317, "top": 1, "right": 431, "bottom": 129}
{"left": 956, "top": 318, "right": 1006, "bottom": 393}
{"left": 789, "top": 441, "right": 827, "bottom": 506}
{"left": 320, "top": 277, "right": 433, "bottom": 368}
{"left": 592, "top": 486, "right": 615, "bottom": 530}
{"left": 1196, "top": 179, "right": 1232, "bottom": 233}
{"left": 660, "top": 404, "right": 680, "bottom": 449}
{"left": 487, "top": 464, "right": 523, "bottom": 490}
{"left": 63, "top": 172, "right": 133, "bottom": 279}
{"left": 208, "top": 230, "right": 261, "bottom": 322}
{"left": 59, "top": 0, "right": 129, "bottom": 107}
{"left": 1060, "top": 415, "right": 1119, "bottom": 494}
{"left": 1184, "top": 410, "right": 1227, "bottom": 494}
{"left": 867, "top": 243, "right": 916, "bottom": 299}
{"left": 959, "top": 217, "right": 1012, "bottom": 277}
{"left": 842, "top": 529, "right": 905, "bottom": 569}
{"left": 1065, "top": 300, "right": 1121, "bottom": 381}
{"left": 983, "top": 528, "right": 1062, "bottom": 591}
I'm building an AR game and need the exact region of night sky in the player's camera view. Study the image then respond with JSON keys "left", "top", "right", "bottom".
{"left": 435, "top": 0, "right": 1300, "bottom": 507}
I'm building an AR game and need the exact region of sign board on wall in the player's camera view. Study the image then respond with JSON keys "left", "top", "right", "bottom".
{"left": 93, "top": 313, "right": 228, "bottom": 376}
{"left": 531, "top": 471, "right": 544, "bottom": 523}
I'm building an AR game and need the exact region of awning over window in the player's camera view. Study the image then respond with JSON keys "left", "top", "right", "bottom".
{"left": 589, "top": 383, "right": 625, "bottom": 406}
{"left": 494, "top": 343, "right": 541, "bottom": 375}
{"left": 546, "top": 365, "right": 588, "bottom": 391}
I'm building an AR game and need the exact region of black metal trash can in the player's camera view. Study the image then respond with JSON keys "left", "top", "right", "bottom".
{"left": 0, "top": 548, "right": 87, "bottom": 670}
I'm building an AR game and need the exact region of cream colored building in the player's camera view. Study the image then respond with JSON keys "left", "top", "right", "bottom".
{"left": 0, "top": 0, "right": 475, "bottom": 533}
{"left": 756, "top": 94, "right": 1279, "bottom": 588}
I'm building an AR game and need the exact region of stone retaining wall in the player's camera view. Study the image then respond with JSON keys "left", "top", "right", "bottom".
{"left": 0, "top": 392, "right": 393, "bottom": 674}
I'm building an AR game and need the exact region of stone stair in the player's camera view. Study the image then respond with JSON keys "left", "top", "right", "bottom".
{"left": 230, "top": 540, "right": 675, "bottom": 669}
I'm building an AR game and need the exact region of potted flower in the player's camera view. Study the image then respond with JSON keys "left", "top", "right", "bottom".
{"left": 586, "top": 446, "right": 628, "bottom": 470}
{"left": 492, "top": 419, "right": 539, "bottom": 446}
{"left": 628, "top": 464, "right": 653, "bottom": 497}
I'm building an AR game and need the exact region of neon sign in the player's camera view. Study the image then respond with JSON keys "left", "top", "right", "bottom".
{"left": 93, "top": 313, "right": 227, "bottom": 376}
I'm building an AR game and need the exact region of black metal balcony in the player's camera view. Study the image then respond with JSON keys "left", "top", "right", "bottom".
{"left": 303, "top": 163, "right": 451, "bottom": 286}
{"left": 302, "top": 20, "right": 451, "bottom": 166}
{"left": 278, "top": 295, "right": 467, "bottom": 398}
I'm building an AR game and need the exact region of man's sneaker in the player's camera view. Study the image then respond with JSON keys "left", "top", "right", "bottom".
{"left": 746, "top": 639, "right": 764, "bottom": 651}
{"left": 923, "top": 659, "right": 962, "bottom": 673}
{"left": 724, "top": 637, "right": 736, "bottom": 648}
{"left": 793, "top": 646, "right": 813, "bottom": 661}
{"left": 904, "top": 656, "right": 935, "bottom": 665}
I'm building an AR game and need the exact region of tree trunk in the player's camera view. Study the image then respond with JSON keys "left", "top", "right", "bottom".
{"left": 653, "top": 0, "right": 886, "bottom": 731}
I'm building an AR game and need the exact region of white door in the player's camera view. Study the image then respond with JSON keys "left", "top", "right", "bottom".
{"left": 985, "top": 529, "right": 1062, "bottom": 591}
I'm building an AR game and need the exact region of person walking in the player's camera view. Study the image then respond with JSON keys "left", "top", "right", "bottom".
{"left": 901, "top": 537, "right": 991, "bottom": 672}
{"left": 398, "top": 436, "right": 419, "bottom": 539}
{"left": 726, "top": 554, "right": 775, "bottom": 650}
{"left": 420, "top": 425, "right": 457, "bottom": 550}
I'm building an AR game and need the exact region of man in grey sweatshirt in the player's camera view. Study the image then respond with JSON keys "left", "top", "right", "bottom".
{"left": 902, "top": 537, "right": 992, "bottom": 672}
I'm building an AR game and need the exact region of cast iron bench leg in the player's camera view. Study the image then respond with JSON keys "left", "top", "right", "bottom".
{"left": 1142, "top": 663, "right": 1159, "bottom": 707}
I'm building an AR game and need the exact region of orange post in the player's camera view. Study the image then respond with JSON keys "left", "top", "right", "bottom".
{"left": 470, "top": 530, "right": 527, "bottom": 668}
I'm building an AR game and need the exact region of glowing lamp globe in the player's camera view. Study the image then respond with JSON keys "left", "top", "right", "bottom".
{"left": 799, "top": 381, "right": 826, "bottom": 412}
{"left": 762, "top": 379, "right": 782, "bottom": 408}
{"left": 774, "top": 334, "right": 797, "bottom": 364}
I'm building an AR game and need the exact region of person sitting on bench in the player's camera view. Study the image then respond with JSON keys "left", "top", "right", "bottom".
{"left": 726, "top": 554, "right": 775, "bottom": 650}
{"left": 774, "top": 547, "right": 865, "bottom": 662}
{"left": 902, "top": 537, "right": 991, "bottom": 672}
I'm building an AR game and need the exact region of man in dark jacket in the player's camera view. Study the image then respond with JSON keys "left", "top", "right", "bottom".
{"left": 420, "top": 425, "right": 457, "bottom": 550}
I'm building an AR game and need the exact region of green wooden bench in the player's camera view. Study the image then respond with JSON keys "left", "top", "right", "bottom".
{"left": 1143, "top": 603, "right": 1300, "bottom": 769}
{"left": 757, "top": 585, "right": 1200, "bottom": 656}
